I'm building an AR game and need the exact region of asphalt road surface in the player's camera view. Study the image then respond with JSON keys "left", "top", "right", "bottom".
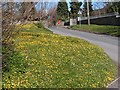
{"left": 48, "top": 26, "right": 120, "bottom": 88}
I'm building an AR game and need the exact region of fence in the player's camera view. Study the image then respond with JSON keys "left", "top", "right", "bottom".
{"left": 80, "top": 14, "right": 120, "bottom": 26}
{"left": 81, "top": 12, "right": 119, "bottom": 20}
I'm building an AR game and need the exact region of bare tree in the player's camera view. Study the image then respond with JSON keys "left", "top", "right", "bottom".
{"left": 2, "top": 2, "right": 16, "bottom": 45}
{"left": 35, "top": 2, "right": 57, "bottom": 26}
{"left": 2, "top": 2, "right": 38, "bottom": 69}
{"left": 19, "top": 2, "right": 37, "bottom": 21}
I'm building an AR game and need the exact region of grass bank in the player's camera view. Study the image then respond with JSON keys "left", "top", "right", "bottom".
{"left": 2, "top": 23, "right": 117, "bottom": 88}
{"left": 70, "top": 24, "right": 120, "bottom": 37}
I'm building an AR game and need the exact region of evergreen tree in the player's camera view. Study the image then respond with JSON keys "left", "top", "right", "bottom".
{"left": 56, "top": 0, "right": 69, "bottom": 21}
{"left": 83, "top": 2, "right": 87, "bottom": 16}
{"left": 70, "top": 0, "right": 82, "bottom": 18}
{"left": 110, "top": 2, "right": 120, "bottom": 14}
{"left": 83, "top": 0, "right": 93, "bottom": 16}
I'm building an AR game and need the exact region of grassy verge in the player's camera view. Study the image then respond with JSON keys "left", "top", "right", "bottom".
{"left": 2, "top": 23, "right": 117, "bottom": 88}
{"left": 70, "top": 24, "right": 120, "bottom": 37}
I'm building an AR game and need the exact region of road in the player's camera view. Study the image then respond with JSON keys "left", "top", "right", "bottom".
{"left": 48, "top": 26, "right": 120, "bottom": 88}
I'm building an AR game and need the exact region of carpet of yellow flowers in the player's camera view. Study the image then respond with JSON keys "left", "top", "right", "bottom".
{"left": 2, "top": 23, "right": 117, "bottom": 88}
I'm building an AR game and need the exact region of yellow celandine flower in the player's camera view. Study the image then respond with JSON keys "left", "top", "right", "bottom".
{"left": 3, "top": 23, "right": 116, "bottom": 88}
{"left": 107, "top": 77, "right": 113, "bottom": 81}
{"left": 22, "top": 24, "right": 33, "bottom": 28}
{"left": 7, "top": 84, "right": 11, "bottom": 88}
{"left": 92, "top": 84, "right": 96, "bottom": 88}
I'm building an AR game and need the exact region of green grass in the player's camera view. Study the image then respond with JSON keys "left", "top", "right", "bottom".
{"left": 2, "top": 23, "right": 117, "bottom": 88}
{"left": 70, "top": 24, "right": 120, "bottom": 37}
{"left": 17, "top": 23, "right": 53, "bottom": 34}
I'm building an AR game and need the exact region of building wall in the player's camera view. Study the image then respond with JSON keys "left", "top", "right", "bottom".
{"left": 70, "top": 19, "right": 77, "bottom": 26}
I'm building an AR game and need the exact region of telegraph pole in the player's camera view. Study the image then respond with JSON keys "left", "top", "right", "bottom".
{"left": 87, "top": 0, "right": 90, "bottom": 25}
{"left": 78, "top": 10, "right": 82, "bottom": 26}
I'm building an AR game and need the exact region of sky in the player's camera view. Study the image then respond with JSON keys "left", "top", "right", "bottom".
{"left": 64, "top": 0, "right": 84, "bottom": 11}
{"left": 66, "top": 0, "right": 105, "bottom": 11}
{"left": 35, "top": 0, "right": 105, "bottom": 12}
